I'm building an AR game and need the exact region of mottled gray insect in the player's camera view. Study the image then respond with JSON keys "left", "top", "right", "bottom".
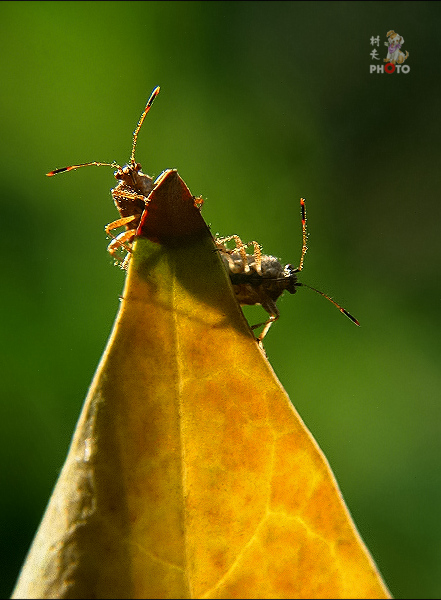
{"left": 216, "top": 198, "right": 359, "bottom": 341}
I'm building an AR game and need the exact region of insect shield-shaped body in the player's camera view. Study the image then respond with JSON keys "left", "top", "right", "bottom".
{"left": 216, "top": 198, "right": 359, "bottom": 342}
{"left": 47, "top": 87, "right": 161, "bottom": 268}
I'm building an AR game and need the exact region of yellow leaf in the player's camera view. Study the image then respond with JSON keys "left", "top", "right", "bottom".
{"left": 12, "top": 170, "right": 391, "bottom": 599}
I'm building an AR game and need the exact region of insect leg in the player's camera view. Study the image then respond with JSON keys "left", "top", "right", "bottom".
{"left": 251, "top": 314, "right": 279, "bottom": 342}
{"left": 216, "top": 235, "right": 250, "bottom": 272}
{"left": 105, "top": 215, "right": 138, "bottom": 235}
{"left": 251, "top": 299, "right": 280, "bottom": 342}
{"left": 106, "top": 229, "right": 137, "bottom": 257}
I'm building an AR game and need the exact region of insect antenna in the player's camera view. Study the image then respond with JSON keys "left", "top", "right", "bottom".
{"left": 130, "top": 85, "right": 160, "bottom": 167}
{"left": 46, "top": 86, "right": 160, "bottom": 177}
{"left": 290, "top": 197, "right": 359, "bottom": 325}
{"left": 46, "top": 161, "right": 120, "bottom": 177}
{"left": 295, "top": 282, "right": 360, "bottom": 325}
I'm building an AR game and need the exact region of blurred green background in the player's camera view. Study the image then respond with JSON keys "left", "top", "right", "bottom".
{"left": 1, "top": 1, "right": 440, "bottom": 597}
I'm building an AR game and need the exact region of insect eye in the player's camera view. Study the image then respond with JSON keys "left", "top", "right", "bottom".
{"left": 284, "top": 264, "right": 298, "bottom": 294}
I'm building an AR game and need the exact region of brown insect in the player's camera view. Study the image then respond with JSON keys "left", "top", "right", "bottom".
{"left": 216, "top": 198, "right": 359, "bottom": 341}
{"left": 47, "top": 86, "right": 161, "bottom": 268}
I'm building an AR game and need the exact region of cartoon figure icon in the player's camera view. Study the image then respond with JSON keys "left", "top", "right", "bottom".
{"left": 384, "top": 30, "right": 409, "bottom": 64}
